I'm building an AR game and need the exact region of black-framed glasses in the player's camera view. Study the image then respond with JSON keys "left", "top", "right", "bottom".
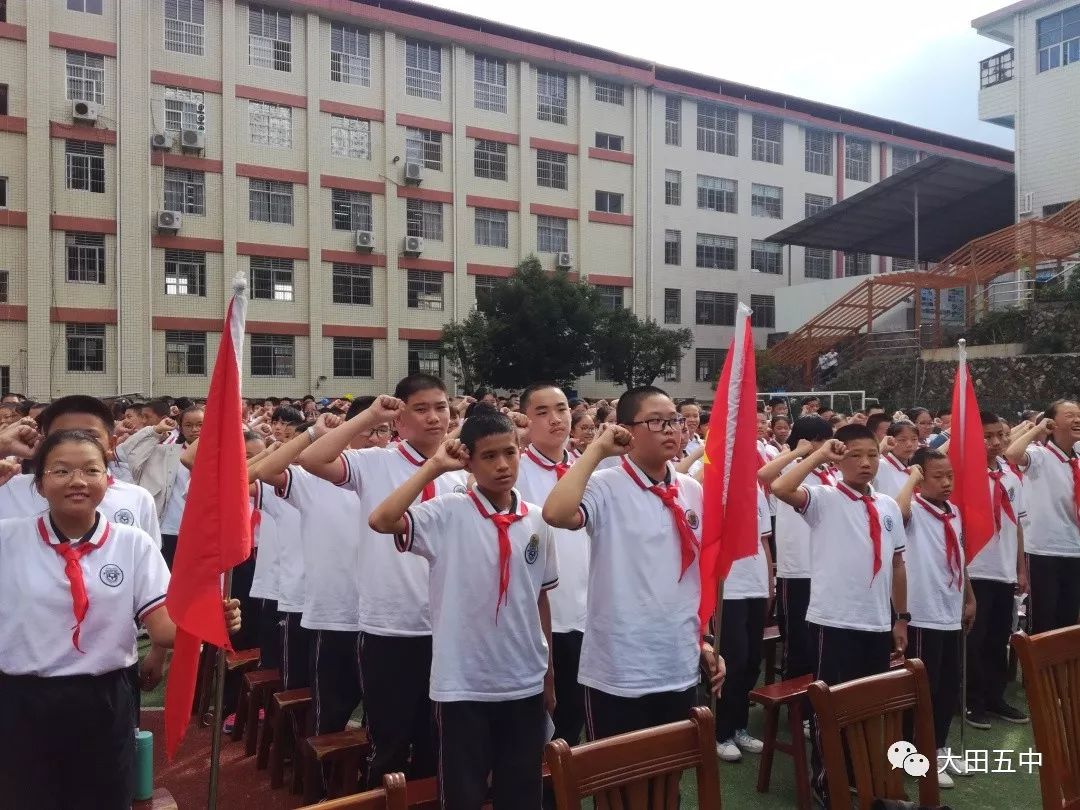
{"left": 629, "top": 417, "right": 686, "bottom": 433}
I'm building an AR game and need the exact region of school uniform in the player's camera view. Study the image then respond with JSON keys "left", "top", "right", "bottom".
{"left": 872, "top": 453, "right": 910, "bottom": 500}
{"left": 517, "top": 445, "right": 588, "bottom": 748}
{"left": 577, "top": 457, "right": 703, "bottom": 740}
{"left": 1020, "top": 440, "right": 1080, "bottom": 632}
{"left": 247, "top": 484, "right": 282, "bottom": 670}
{"left": 267, "top": 472, "right": 309, "bottom": 689}
{"left": 686, "top": 434, "right": 703, "bottom": 456}
{"left": 400, "top": 487, "right": 557, "bottom": 809}
{"left": 0, "top": 513, "right": 169, "bottom": 808}
{"left": 339, "top": 441, "right": 468, "bottom": 786}
{"left": 757, "top": 440, "right": 780, "bottom": 560}
{"left": 122, "top": 426, "right": 189, "bottom": 567}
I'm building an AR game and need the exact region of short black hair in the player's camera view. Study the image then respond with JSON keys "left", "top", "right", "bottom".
{"left": 38, "top": 395, "right": 114, "bottom": 436}
{"left": 347, "top": 395, "right": 377, "bottom": 421}
{"left": 395, "top": 373, "right": 447, "bottom": 402}
{"left": 770, "top": 415, "right": 791, "bottom": 428}
{"left": 264, "top": 397, "right": 281, "bottom": 406}
{"left": 144, "top": 398, "right": 172, "bottom": 419}
{"left": 520, "top": 382, "right": 563, "bottom": 413}
{"left": 173, "top": 397, "right": 194, "bottom": 411}
{"left": 595, "top": 405, "right": 614, "bottom": 424}
{"left": 834, "top": 424, "right": 876, "bottom": 445}
{"left": 465, "top": 401, "right": 498, "bottom": 419}
{"left": 768, "top": 396, "right": 787, "bottom": 407}
{"left": 33, "top": 429, "right": 108, "bottom": 486}
{"left": 788, "top": 415, "right": 833, "bottom": 449}
{"left": 616, "top": 385, "right": 670, "bottom": 425}
{"left": 904, "top": 407, "right": 930, "bottom": 422}
{"left": 866, "top": 413, "right": 892, "bottom": 434}
{"left": 473, "top": 387, "right": 492, "bottom": 400}
{"left": 911, "top": 447, "right": 948, "bottom": 469}
{"left": 1045, "top": 399, "right": 1078, "bottom": 420}
{"left": 271, "top": 405, "right": 304, "bottom": 425}
{"left": 935, "top": 406, "right": 952, "bottom": 418}
{"left": 888, "top": 420, "right": 918, "bottom": 438}
{"left": 802, "top": 396, "right": 820, "bottom": 406}
{"left": 980, "top": 410, "right": 1001, "bottom": 426}
{"left": 460, "top": 410, "right": 515, "bottom": 453}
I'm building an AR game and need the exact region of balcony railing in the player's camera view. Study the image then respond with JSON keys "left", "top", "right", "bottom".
{"left": 980, "top": 48, "right": 1015, "bottom": 88}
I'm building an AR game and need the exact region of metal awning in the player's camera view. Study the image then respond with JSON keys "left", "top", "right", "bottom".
{"left": 767, "top": 155, "right": 1015, "bottom": 262}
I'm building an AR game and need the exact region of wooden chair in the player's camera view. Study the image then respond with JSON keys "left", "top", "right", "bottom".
{"left": 807, "top": 659, "right": 939, "bottom": 810}
{"left": 301, "top": 728, "right": 373, "bottom": 802}
{"left": 749, "top": 673, "right": 812, "bottom": 810}
{"left": 762, "top": 624, "right": 782, "bottom": 685}
{"left": 267, "top": 688, "right": 312, "bottom": 790}
{"left": 295, "top": 772, "right": 408, "bottom": 810}
{"left": 545, "top": 706, "right": 721, "bottom": 809}
{"left": 236, "top": 668, "right": 281, "bottom": 753}
{"left": 1012, "top": 627, "right": 1080, "bottom": 810}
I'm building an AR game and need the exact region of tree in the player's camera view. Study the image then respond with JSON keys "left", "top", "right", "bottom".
{"left": 592, "top": 307, "right": 693, "bottom": 388}
{"left": 440, "top": 310, "right": 491, "bottom": 394}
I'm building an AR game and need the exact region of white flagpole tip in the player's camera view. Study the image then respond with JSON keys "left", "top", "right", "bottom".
{"left": 231, "top": 274, "right": 248, "bottom": 296}
{"left": 957, "top": 338, "right": 967, "bottom": 349}
{"left": 737, "top": 301, "right": 752, "bottom": 316}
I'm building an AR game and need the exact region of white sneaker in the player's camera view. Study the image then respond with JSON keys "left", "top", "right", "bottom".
{"left": 734, "top": 729, "right": 764, "bottom": 754}
{"left": 938, "top": 769, "right": 955, "bottom": 789}
{"left": 938, "top": 748, "right": 970, "bottom": 777}
{"left": 716, "top": 738, "right": 743, "bottom": 762}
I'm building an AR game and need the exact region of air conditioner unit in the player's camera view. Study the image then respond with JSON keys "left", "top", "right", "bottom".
{"left": 72, "top": 100, "right": 100, "bottom": 123}
{"left": 150, "top": 132, "right": 173, "bottom": 150}
{"left": 555, "top": 252, "right": 573, "bottom": 269}
{"left": 403, "top": 235, "right": 424, "bottom": 256}
{"left": 179, "top": 128, "right": 205, "bottom": 152}
{"left": 355, "top": 230, "right": 375, "bottom": 251}
{"left": 1018, "top": 191, "right": 1034, "bottom": 216}
{"left": 156, "top": 210, "right": 182, "bottom": 233}
{"left": 404, "top": 162, "right": 424, "bottom": 184}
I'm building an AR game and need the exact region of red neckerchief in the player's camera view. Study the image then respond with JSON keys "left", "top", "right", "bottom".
{"left": 988, "top": 462, "right": 1017, "bottom": 531}
{"left": 810, "top": 464, "right": 837, "bottom": 486}
{"left": 884, "top": 453, "right": 908, "bottom": 473}
{"left": 1045, "top": 440, "right": 1080, "bottom": 526}
{"left": 1006, "top": 460, "right": 1025, "bottom": 482}
{"left": 251, "top": 484, "right": 263, "bottom": 541}
{"left": 468, "top": 489, "right": 527, "bottom": 622}
{"left": 37, "top": 515, "right": 111, "bottom": 653}
{"left": 621, "top": 457, "right": 698, "bottom": 580}
{"left": 398, "top": 442, "right": 436, "bottom": 502}
{"left": 524, "top": 446, "right": 570, "bottom": 480}
{"left": 915, "top": 495, "right": 963, "bottom": 591}
{"left": 837, "top": 482, "right": 882, "bottom": 582}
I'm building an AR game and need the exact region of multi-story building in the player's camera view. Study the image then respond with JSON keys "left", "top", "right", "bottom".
{"left": 0, "top": 0, "right": 1011, "bottom": 399}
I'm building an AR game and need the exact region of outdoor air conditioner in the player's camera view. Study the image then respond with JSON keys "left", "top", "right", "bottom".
{"left": 156, "top": 210, "right": 182, "bottom": 233}
{"left": 355, "top": 230, "right": 375, "bottom": 251}
{"left": 180, "top": 128, "right": 205, "bottom": 152}
{"left": 404, "top": 162, "right": 424, "bottom": 184}
{"left": 1018, "top": 192, "right": 1034, "bottom": 216}
{"left": 403, "top": 235, "right": 424, "bottom": 256}
{"left": 72, "top": 100, "right": 100, "bottom": 122}
{"left": 150, "top": 132, "right": 173, "bottom": 150}
{"left": 555, "top": 252, "right": 573, "bottom": 269}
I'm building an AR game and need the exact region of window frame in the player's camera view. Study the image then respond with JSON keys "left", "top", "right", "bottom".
{"left": 696, "top": 101, "right": 738, "bottom": 156}
{"left": 845, "top": 137, "right": 871, "bottom": 182}
{"left": 892, "top": 147, "right": 918, "bottom": 174}
{"left": 407, "top": 340, "right": 442, "bottom": 376}
{"left": 248, "top": 4, "right": 292, "bottom": 72}
{"left": 664, "top": 288, "right": 681, "bottom": 324}
{"left": 804, "top": 247, "right": 833, "bottom": 280}
{"left": 804, "top": 129, "right": 833, "bottom": 176}
{"left": 750, "top": 295, "right": 775, "bottom": 329}
{"left": 163, "top": 87, "right": 205, "bottom": 133}
{"left": 330, "top": 22, "right": 371, "bottom": 86}
{"left": 474, "top": 54, "right": 507, "bottom": 112}
{"left": 664, "top": 229, "right": 681, "bottom": 265}
{"left": 67, "top": 0, "right": 104, "bottom": 15}
{"left": 331, "top": 263, "right": 373, "bottom": 306}
{"left": 695, "top": 290, "right": 737, "bottom": 327}
{"left": 594, "top": 132, "right": 623, "bottom": 151}
{"left": 65, "top": 232, "right": 106, "bottom": 284}
{"left": 595, "top": 284, "right": 624, "bottom": 311}
{"left": 594, "top": 191, "right": 624, "bottom": 214}
{"left": 406, "top": 269, "right": 445, "bottom": 311}
{"left": 164, "top": 249, "right": 207, "bottom": 296}
{"left": 405, "top": 199, "right": 444, "bottom": 241}
{"left": 65, "top": 323, "right": 106, "bottom": 373}
{"left": 750, "top": 183, "right": 783, "bottom": 219}
{"left": 248, "top": 101, "right": 292, "bottom": 148}
{"left": 664, "top": 169, "right": 681, "bottom": 206}
{"left": 474, "top": 207, "right": 509, "bottom": 248}
{"left": 163, "top": 167, "right": 206, "bottom": 215}
{"left": 249, "top": 257, "right": 295, "bottom": 301}
{"left": 537, "top": 69, "right": 568, "bottom": 124}
{"left": 750, "top": 240, "right": 783, "bottom": 275}
{"left": 65, "top": 140, "right": 105, "bottom": 194}
{"left": 536, "top": 215, "right": 568, "bottom": 253}
{"left": 695, "top": 348, "right": 727, "bottom": 382}
{"left": 329, "top": 114, "right": 371, "bottom": 160}
{"left": 164, "top": 0, "right": 205, "bottom": 56}
{"left": 1037, "top": 7, "right": 1080, "bottom": 72}
{"left": 250, "top": 334, "right": 295, "bottom": 377}
{"left": 164, "top": 330, "right": 207, "bottom": 375}
{"left": 473, "top": 139, "right": 508, "bottom": 180}
{"left": 696, "top": 174, "right": 737, "bottom": 214}
{"left": 536, "top": 149, "right": 568, "bottom": 189}
{"left": 405, "top": 128, "right": 442, "bottom": 170}
{"left": 330, "top": 188, "right": 373, "bottom": 232}
{"left": 405, "top": 39, "right": 442, "bottom": 100}
{"left": 805, "top": 193, "right": 833, "bottom": 218}
{"left": 332, "top": 336, "right": 374, "bottom": 378}
{"left": 248, "top": 179, "right": 294, "bottom": 224}
{"left": 665, "top": 96, "right": 681, "bottom": 146}
{"left": 594, "top": 79, "right": 624, "bottom": 105}
{"left": 751, "top": 115, "right": 783, "bottom": 164}
{"left": 695, "top": 233, "right": 737, "bottom": 270}
{"left": 844, "top": 252, "right": 872, "bottom": 277}
{"left": 65, "top": 50, "right": 105, "bottom": 105}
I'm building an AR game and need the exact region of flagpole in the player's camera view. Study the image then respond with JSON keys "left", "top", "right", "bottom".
{"left": 207, "top": 569, "right": 234, "bottom": 810}
{"left": 956, "top": 339, "right": 968, "bottom": 764}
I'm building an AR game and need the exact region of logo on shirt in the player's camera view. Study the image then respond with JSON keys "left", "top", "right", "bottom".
{"left": 99, "top": 564, "right": 124, "bottom": 587}
{"left": 453, "top": 484, "right": 468, "bottom": 495}
{"left": 525, "top": 534, "right": 540, "bottom": 564}
{"left": 113, "top": 509, "right": 135, "bottom": 526}
{"left": 1008, "top": 486, "right": 1016, "bottom": 502}
{"left": 685, "top": 509, "right": 700, "bottom": 530}
{"left": 883, "top": 515, "right": 895, "bottom": 532}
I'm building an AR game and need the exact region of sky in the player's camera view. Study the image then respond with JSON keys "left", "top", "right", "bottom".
{"left": 424, "top": 0, "right": 1016, "bottom": 149}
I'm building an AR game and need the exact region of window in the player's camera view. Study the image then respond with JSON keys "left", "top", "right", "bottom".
{"left": 164, "top": 0, "right": 205, "bottom": 55}
{"left": 0, "top": 176, "right": 6, "bottom": 208}
{"left": 804, "top": 248, "right": 832, "bottom": 279}
{"left": 537, "top": 215, "right": 568, "bottom": 253}
{"left": 696, "top": 233, "right": 736, "bottom": 270}
{"left": 0, "top": 83, "right": 6, "bottom": 116}
{"left": 66, "top": 324, "right": 105, "bottom": 373}
{"left": 536, "top": 149, "right": 568, "bottom": 189}
{"left": 845, "top": 137, "right": 871, "bottom": 182}
{"left": 537, "top": 69, "right": 567, "bottom": 124}
{"left": 892, "top": 257, "right": 916, "bottom": 272}
{"left": 751, "top": 240, "right": 783, "bottom": 275}
{"left": 475, "top": 274, "right": 500, "bottom": 306}
{"left": 1043, "top": 201, "right": 1071, "bottom": 217}
{"left": 0, "top": 1, "right": 5, "bottom": 22}
{"left": 893, "top": 147, "right": 917, "bottom": 173}
{"left": 406, "top": 199, "right": 444, "bottom": 240}
{"left": 66, "top": 51, "right": 104, "bottom": 105}
{"left": 595, "top": 284, "right": 624, "bottom": 311}
{"left": 751, "top": 183, "right": 783, "bottom": 218}
{"left": 164, "top": 249, "right": 206, "bottom": 295}
{"left": 665, "top": 96, "right": 681, "bottom": 146}
{"left": 805, "top": 193, "right": 833, "bottom": 218}
{"left": 844, "top": 252, "right": 871, "bottom": 276}
{"left": 696, "top": 291, "right": 736, "bottom": 326}
{"left": 474, "top": 55, "right": 507, "bottom": 112}
{"left": 250, "top": 335, "right": 294, "bottom": 377}
{"left": 330, "top": 115, "right": 371, "bottom": 160}
{"left": 697, "top": 175, "right": 737, "bottom": 214}
{"left": 164, "top": 87, "right": 205, "bottom": 133}
{"left": 331, "top": 263, "right": 373, "bottom": 305}
{"left": 65, "top": 141, "right": 105, "bottom": 193}
{"left": 333, "top": 337, "right": 374, "bottom": 378}
{"left": 750, "top": 295, "right": 775, "bottom": 329}
{"left": 330, "top": 23, "right": 370, "bottom": 86}
{"left": 405, "top": 39, "right": 442, "bottom": 100}
{"left": 67, "top": 0, "right": 103, "bottom": 14}
{"left": 594, "top": 191, "right": 623, "bottom": 214}
{"left": 408, "top": 340, "right": 442, "bottom": 376}
{"left": 405, "top": 128, "right": 442, "bottom": 170}
{"left": 594, "top": 79, "right": 624, "bottom": 105}
{"left": 474, "top": 207, "right": 509, "bottom": 247}
{"left": 664, "top": 229, "right": 681, "bottom": 265}
{"left": 249, "top": 101, "right": 291, "bottom": 148}
{"left": 1037, "top": 7, "right": 1080, "bottom": 72}
{"left": 594, "top": 132, "right": 623, "bottom": 151}
{"left": 249, "top": 5, "right": 291, "bottom": 72}
{"left": 474, "top": 139, "right": 508, "bottom": 180}
{"left": 249, "top": 180, "right": 293, "bottom": 224}
{"left": 165, "top": 331, "right": 206, "bottom": 375}
{"left": 250, "top": 257, "right": 294, "bottom": 301}
{"left": 664, "top": 288, "right": 681, "bottom": 324}
{"left": 804, "top": 129, "right": 833, "bottom": 175}
{"left": 664, "top": 170, "right": 681, "bottom": 206}
{"left": 663, "top": 359, "right": 680, "bottom": 384}
{"left": 752, "top": 115, "right": 783, "bottom": 164}
{"left": 0, "top": 270, "right": 7, "bottom": 303}
{"left": 697, "top": 102, "right": 738, "bottom": 156}
{"left": 330, "top": 188, "right": 372, "bottom": 232}
{"left": 164, "top": 168, "right": 205, "bottom": 214}
{"left": 66, "top": 233, "right": 105, "bottom": 284}
{"left": 407, "top": 270, "right": 444, "bottom": 310}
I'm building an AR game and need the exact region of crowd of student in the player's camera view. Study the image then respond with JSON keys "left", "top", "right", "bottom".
{"left": 0, "top": 383, "right": 1075, "bottom": 809}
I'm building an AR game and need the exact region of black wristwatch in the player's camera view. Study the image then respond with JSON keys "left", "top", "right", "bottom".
{"left": 896, "top": 612, "right": 912, "bottom": 622}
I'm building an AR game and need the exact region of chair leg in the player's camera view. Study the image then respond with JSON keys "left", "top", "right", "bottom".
{"left": 764, "top": 642, "right": 777, "bottom": 685}
{"left": 290, "top": 732, "right": 306, "bottom": 795}
{"left": 256, "top": 699, "right": 276, "bottom": 771}
{"left": 302, "top": 751, "right": 322, "bottom": 804}
{"left": 232, "top": 680, "right": 249, "bottom": 743}
{"left": 757, "top": 704, "right": 780, "bottom": 792}
{"left": 788, "top": 702, "right": 811, "bottom": 810}
{"left": 269, "top": 709, "right": 291, "bottom": 789}
{"left": 242, "top": 687, "right": 260, "bottom": 757}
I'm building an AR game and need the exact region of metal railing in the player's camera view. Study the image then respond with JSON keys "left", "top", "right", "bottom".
{"left": 981, "top": 262, "right": 1077, "bottom": 311}
{"left": 980, "top": 48, "right": 1015, "bottom": 88}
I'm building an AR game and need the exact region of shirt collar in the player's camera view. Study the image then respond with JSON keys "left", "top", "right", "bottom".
{"left": 469, "top": 485, "right": 525, "bottom": 517}
{"left": 525, "top": 444, "right": 568, "bottom": 466}
{"left": 40, "top": 512, "right": 108, "bottom": 546}
{"left": 1045, "top": 438, "right": 1079, "bottom": 461}
{"left": 837, "top": 480, "right": 877, "bottom": 501}
{"left": 622, "top": 455, "right": 673, "bottom": 488}
{"left": 397, "top": 440, "right": 428, "bottom": 466}
{"left": 914, "top": 493, "right": 954, "bottom": 517}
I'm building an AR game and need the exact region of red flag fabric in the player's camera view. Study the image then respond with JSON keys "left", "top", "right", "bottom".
{"left": 947, "top": 339, "right": 994, "bottom": 564}
{"left": 699, "top": 303, "right": 760, "bottom": 633}
{"left": 163, "top": 276, "right": 253, "bottom": 761}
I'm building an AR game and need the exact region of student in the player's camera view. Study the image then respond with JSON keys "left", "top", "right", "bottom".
{"left": 270, "top": 405, "right": 305, "bottom": 443}
{"left": 569, "top": 411, "right": 595, "bottom": 457}
{"left": 905, "top": 407, "right": 934, "bottom": 446}
{"left": 679, "top": 401, "right": 703, "bottom": 455}
{"left": 757, "top": 410, "right": 780, "bottom": 556}
{"left": 928, "top": 408, "right": 952, "bottom": 449}
{"left": 800, "top": 396, "right": 821, "bottom": 417}
{"left": 771, "top": 424, "right": 908, "bottom": 805}
{"left": 895, "top": 449, "right": 976, "bottom": 789}
{"left": 543, "top": 386, "right": 725, "bottom": 740}
{"left": 0, "top": 429, "right": 239, "bottom": 807}
{"left": 867, "top": 413, "right": 892, "bottom": 444}
{"left": 1005, "top": 401, "right": 1080, "bottom": 633}
{"left": 874, "top": 420, "right": 919, "bottom": 499}
{"left": 769, "top": 396, "right": 790, "bottom": 418}
{"left": 769, "top": 415, "right": 792, "bottom": 452}
{"left": 369, "top": 413, "right": 556, "bottom": 809}
{"left": 301, "top": 375, "right": 468, "bottom": 786}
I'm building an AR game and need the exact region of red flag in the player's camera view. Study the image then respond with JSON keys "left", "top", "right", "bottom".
{"left": 163, "top": 276, "right": 253, "bottom": 761}
{"left": 699, "top": 303, "right": 760, "bottom": 633}
{"left": 947, "top": 339, "right": 994, "bottom": 563}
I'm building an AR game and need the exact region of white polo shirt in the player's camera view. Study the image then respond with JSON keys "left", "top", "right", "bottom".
{"left": 799, "top": 482, "right": 906, "bottom": 632}
{"left": 248, "top": 483, "right": 281, "bottom": 601}
{"left": 341, "top": 441, "right": 468, "bottom": 637}
{"left": 968, "top": 460, "right": 1026, "bottom": 583}
{"left": 399, "top": 487, "right": 557, "bottom": 702}
{"left": 757, "top": 440, "right": 780, "bottom": 516}
{"left": 776, "top": 463, "right": 838, "bottom": 579}
{"left": 263, "top": 483, "right": 303, "bottom": 613}
{"left": 516, "top": 445, "right": 587, "bottom": 634}
{"left": 0, "top": 513, "right": 169, "bottom": 676}
{"left": 723, "top": 488, "right": 773, "bottom": 600}
{"left": 1021, "top": 441, "right": 1080, "bottom": 557}
{"left": 578, "top": 457, "right": 703, "bottom": 698}
{"left": 905, "top": 495, "right": 965, "bottom": 631}
{"left": 873, "top": 454, "right": 911, "bottom": 500}
{"left": 160, "top": 460, "right": 190, "bottom": 536}
{"left": 0, "top": 473, "right": 161, "bottom": 549}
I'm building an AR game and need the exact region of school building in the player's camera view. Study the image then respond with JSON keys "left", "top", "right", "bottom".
{"left": 0, "top": 0, "right": 1011, "bottom": 400}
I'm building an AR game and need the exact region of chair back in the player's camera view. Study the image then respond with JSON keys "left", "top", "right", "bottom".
{"left": 807, "top": 659, "right": 939, "bottom": 810}
{"left": 1013, "top": 627, "right": 1080, "bottom": 809}
{"left": 295, "top": 772, "right": 408, "bottom": 810}
{"left": 544, "top": 706, "right": 721, "bottom": 810}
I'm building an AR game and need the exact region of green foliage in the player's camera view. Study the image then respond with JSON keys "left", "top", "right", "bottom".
{"left": 592, "top": 308, "right": 693, "bottom": 388}
{"left": 756, "top": 350, "right": 804, "bottom": 393}
{"left": 965, "top": 309, "right": 1029, "bottom": 347}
